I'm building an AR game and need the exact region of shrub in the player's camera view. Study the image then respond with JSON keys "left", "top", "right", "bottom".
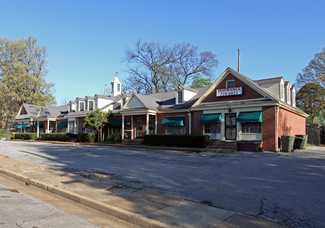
{"left": 257, "top": 147, "right": 264, "bottom": 152}
{"left": 13, "top": 133, "right": 37, "bottom": 140}
{"left": 40, "top": 133, "right": 69, "bottom": 141}
{"left": 143, "top": 134, "right": 210, "bottom": 148}
{"left": 80, "top": 133, "right": 96, "bottom": 143}
{"left": 106, "top": 134, "right": 121, "bottom": 144}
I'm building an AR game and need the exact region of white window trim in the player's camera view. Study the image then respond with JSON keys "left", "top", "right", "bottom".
{"left": 176, "top": 90, "right": 183, "bottom": 104}
{"left": 88, "top": 100, "right": 94, "bottom": 111}
{"left": 226, "top": 80, "right": 235, "bottom": 88}
{"left": 79, "top": 101, "right": 85, "bottom": 112}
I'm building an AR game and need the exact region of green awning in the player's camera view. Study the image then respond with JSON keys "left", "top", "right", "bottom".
{"left": 108, "top": 118, "right": 122, "bottom": 127}
{"left": 199, "top": 113, "right": 221, "bottom": 124}
{"left": 237, "top": 111, "right": 262, "bottom": 122}
{"left": 22, "top": 123, "right": 30, "bottom": 128}
{"left": 33, "top": 123, "right": 44, "bottom": 128}
{"left": 161, "top": 116, "right": 185, "bottom": 126}
{"left": 14, "top": 124, "right": 22, "bottom": 129}
{"left": 57, "top": 121, "right": 67, "bottom": 128}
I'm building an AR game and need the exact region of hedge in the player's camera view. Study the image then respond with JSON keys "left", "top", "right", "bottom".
{"left": 143, "top": 134, "right": 210, "bottom": 148}
{"left": 107, "top": 134, "right": 121, "bottom": 144}
{"left": 40, "top": 133, "right": 69, "bottom": 141}
{"left": 80, "top": 133, "right": 96, "bottom": 143}
{"left": 13, "top": 133, "right": 37, "bottom": 140}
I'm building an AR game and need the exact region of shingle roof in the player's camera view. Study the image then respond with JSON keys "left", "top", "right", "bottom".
{"left": 22, "top": 104, "right": 42, "bottom": 118}
{"left": 41, "top": 105, "right": 69, "bottom": 118}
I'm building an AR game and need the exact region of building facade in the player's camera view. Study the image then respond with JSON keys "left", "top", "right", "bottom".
{"left": 13, "top": 68, "right": 307, "bottom": 151}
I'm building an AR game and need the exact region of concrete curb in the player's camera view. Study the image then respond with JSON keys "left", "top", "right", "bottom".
{"left": 0, "top": 168, "right": 171, "bottom": 228}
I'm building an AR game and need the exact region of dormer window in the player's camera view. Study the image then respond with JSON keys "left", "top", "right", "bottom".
{"left": 111, "top": 83, "right": 114, "bottom": 93}
{"left": 177, "top": 91, "right": 183, "bottom": 104}
{"left": 95, "top": 99, "right": 98, "bottom": 109}
{"left": 123, "top": 97, "right": 126, "bottom": 105}
{"left": 89, "top": 100, "right": 94, "bottom": 110}
{"left": 117, "top": 84, "right": 121, "bottom": 92}
{"left": 76, "top": 102, "right": 79, "bottom": 112}
{"left": 226, "top": 80, "right": 235, "bottom": 88}
{"left": 80, "top": 102, "right": 85, "bottom": 111}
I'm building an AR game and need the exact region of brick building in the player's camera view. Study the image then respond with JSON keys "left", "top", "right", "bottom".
{"left": 13, "top": 68, "right": 307, "bottom": 151}
{"left": 119, "top": 67, "right": 307, "bottom": 151}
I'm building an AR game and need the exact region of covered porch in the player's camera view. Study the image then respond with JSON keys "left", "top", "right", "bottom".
{"left": 119, "top": 110, "right": 158, "bottom": 140}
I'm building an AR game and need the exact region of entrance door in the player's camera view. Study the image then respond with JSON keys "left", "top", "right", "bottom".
{"left": 136, "top": 118, "right": 143, "bottom": 138}
{"left": 225, "top": 113, "right": 236, "bottom": 140}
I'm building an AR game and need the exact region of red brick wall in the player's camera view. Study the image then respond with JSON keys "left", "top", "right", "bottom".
{"left": 157, "top": 112, "right": 189, "bottom": 134}
{"left": 191, "top": 111, "right": 203, "bottom": 135}
{"left": 278, "top": 108, "right": 306, "bottom": 137}
{"left": 262, "top": 106, "right": 277, "bottom": 151}
{"left": 202, "top": 73, "right": 263, "bottom": 103}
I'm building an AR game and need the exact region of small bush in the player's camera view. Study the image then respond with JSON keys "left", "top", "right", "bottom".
{"left": 40, "top": 133, "right": 69, "bottom": 141}
{"left": 143, "top": 134, "right": 210, "bottom": 148}
{"left": 106, "top": 134, "right": 121, "bottom": 144}
{"left": 14, "top": 133, "right": 37, "bottom": 140}
{"left": 80, "top": 133, "right": 96, "bottom": 143}
{"left": 257, "top": 147, "right": 264, "bottom": 152}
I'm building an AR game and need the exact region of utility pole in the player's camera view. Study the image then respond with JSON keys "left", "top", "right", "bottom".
{"left": 238, "top": 49, "right": 240, "bottom": 73}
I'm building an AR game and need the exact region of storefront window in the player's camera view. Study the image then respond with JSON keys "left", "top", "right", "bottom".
{"left": 166, "top": 126, "right": 185, "bottom": 135}
{"left": 204, "top": 123, "right": 221, "bottom": 134}
{"left": 241, "top": 123, "right": 261, "bottom": 133}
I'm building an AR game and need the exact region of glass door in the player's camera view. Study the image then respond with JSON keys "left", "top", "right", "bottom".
{"left": 136, "top": 118, "right": 143, "bottom": 138}
{"left": 225, "top": 113, "right": 236, "bottom": 140}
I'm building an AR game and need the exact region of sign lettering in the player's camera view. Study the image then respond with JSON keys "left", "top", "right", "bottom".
{"left": 216, "top": 87, "right": 243, "bottom": 97}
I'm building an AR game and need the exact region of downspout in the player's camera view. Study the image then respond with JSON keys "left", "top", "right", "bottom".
{"left": 275, "top": 105, "right": 279, "bottom": 151}
{"left": 188, "top": 112, "right": 192, "bottom": 135}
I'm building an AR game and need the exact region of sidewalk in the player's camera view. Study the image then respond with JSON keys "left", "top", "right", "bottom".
{"left": 0, "top": 153, "right": 286, "bottom": 228}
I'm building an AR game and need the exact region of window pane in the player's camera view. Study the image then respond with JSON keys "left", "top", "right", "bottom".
{"left": 227, "top": 81, "right": 235, "bottom": 88}
{"left": 89, "top": 101, "right": 94, "bottom": 110}
{"left": 178, "top": 91, "right": 183, "bottom": 103}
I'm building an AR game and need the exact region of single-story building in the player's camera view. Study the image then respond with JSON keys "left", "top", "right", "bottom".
{"left": 13, "top": 68, "right": 307, "bottom": 151}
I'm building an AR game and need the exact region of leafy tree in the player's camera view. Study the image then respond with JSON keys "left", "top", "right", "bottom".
{"left": 296, "top": 48, "right": 325, "bottom": 89}
{"left": 123, "top": 40, "right": 218, "bottom": 94}
{"left": 191, "top": 75, "right": 213, "bottom": 88}
{"left": 84, "top": 109, "right": 112, "bottom": 142}
{"left": 0, "top": 36, "right": 55, "bottom": 129}
{"left": 296, "top": 83, "right": 325, "bottom": 123}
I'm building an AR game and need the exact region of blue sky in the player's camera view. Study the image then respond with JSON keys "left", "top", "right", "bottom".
{"left": 1, "top": 0, "right": 325, "bottom": 105}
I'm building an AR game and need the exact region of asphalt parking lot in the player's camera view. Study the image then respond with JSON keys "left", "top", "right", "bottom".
{"left": 0, "top": 141, "right": 324, "bottom": 228}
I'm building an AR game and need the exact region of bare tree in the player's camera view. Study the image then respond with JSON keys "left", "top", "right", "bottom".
{"left": 123, "top": 40, "right": 175, "bottom": 94}
{"left": 123, "top": 40, "right": 218, "bottom": 94}
{"left": 172, "top": 43, "right": 218, "bottom": 86}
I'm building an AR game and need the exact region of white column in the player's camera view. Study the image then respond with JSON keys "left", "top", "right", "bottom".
{"left": 37, "top": 120, "right": 39, "bottom": 137}
{"left": 155, "top": 115, "right": 157, "bottom": 135}
{"left": 188, "top": 112, "right": 192, "bottom": 135}
{"left": 131, "top": 116, "right": 134, "bottom": 139}
{"left": 121, "top": 114, "right": 125, "bottom": 140}
{"left": 146, "top": 113, "right": 149, "bottom": 135}
{"left": 47, "top": 119, "right": 50, "bottom": 133}
{"left": 74, "top": 120, "right": 77, "bottom": 134}
{"left": 55, "top": 121, "right": 57, "bottom": 133}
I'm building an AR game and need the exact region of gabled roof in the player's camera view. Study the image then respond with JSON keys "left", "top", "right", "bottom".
{"left": 38, "top": 105, "right": 69, "bottom": 118}
{"left": 15, "top": 104, "right": 42, "bottom": 121}
{"left": 193, "top": 67, "right": 280, "bottom": 107}
{"left": 122, "top": 87, "right": 208, "bottom": 112}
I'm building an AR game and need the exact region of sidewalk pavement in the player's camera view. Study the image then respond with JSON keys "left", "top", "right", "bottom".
{"left": 0, "top": 182, "right": 97, "bottom": 228}
{"left": 0, "top": 151, "right": 286, "bottom": 228}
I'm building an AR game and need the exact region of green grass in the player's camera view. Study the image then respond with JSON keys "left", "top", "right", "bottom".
{"left": 0, "top": 129, "right": 11, "bottom": 140}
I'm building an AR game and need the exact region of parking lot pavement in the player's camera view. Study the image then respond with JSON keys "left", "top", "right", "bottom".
{"left": 0, "top": 141, "right": 324, "bottom": 228}
{"left": 0, "top": 182, "right": 98, "bottom": 228}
